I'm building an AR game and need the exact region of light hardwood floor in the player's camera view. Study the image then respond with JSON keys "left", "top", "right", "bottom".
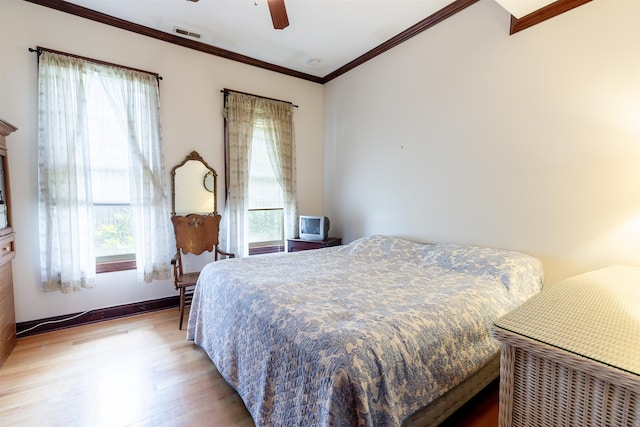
{"left": 0, "top": 308, "right": 498, "bottom": 426}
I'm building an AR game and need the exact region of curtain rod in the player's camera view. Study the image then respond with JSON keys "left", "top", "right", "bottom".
{"left": 221, "top": 88, "right": 298, "bottom": 108}
{"left": 28, "top": 46, "right": 162, "bottom": 81}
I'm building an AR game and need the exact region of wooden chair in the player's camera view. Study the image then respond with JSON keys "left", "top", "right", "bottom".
{"left": 170, "top": 213, "right": 234, "bottom": 329}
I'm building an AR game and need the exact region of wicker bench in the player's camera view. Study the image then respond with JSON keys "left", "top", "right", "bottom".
{"left": 491, "top": 265, "right": 640, "bottom": 427}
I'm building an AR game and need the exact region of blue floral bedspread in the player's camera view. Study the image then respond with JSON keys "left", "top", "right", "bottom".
{"left": 187, "top": 235, "right": 543, "bottom": 426}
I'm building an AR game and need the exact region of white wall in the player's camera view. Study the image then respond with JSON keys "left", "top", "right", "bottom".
{"left": 0, "top": 0, "right": 324, "bottom": 322}
{"left": 324, "top": 0, "right": 640, "bottom": 286}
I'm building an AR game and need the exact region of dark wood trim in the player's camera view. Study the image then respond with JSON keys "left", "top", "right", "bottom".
{"left": 248, "top": 244, "right": 284, "bottom": 256}
{"left": 23, "top": 0, "right": 323, "bottom": 84}
{"left": 320, "top": 0, "right": 479, "bottom": 83}
{"left": 16, "top": 296, "right": 179, "bottom": 337}
{"left": 25, "top": 0, "right": 475, "bottom": 85}
{"left": 23, "top": 0, "right": 590, "bottom": 84}
{"left": 96, "top": 259, "right": 136, "bottom": 274}
{"left": 509, "top": 0, "right": 592, "bottom": 35}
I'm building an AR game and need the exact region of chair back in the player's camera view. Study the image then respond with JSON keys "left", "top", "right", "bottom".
{"left": 170, "top": 213, "right": 223, "bottom": 330}
{"left": 171, "top": 213, "right": 221, "bottom": 256}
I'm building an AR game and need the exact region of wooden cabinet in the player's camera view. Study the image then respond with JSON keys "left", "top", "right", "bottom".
{"left": 0, "top": 119, "right": 17, "bottom": 368}
{"left": 287, "top": 237, "right": 342, "bottom": 252}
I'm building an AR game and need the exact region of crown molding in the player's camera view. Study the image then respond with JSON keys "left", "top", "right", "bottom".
{"left": 24, "top": 0, "right": 476, "bottom": 84}
{"left": 24, "top": 0, "right": 593, "bottom": 83}
{"left": 321, "top": 0, "right": 479, "bottom": 83}
{"left": 24, "top": 0, "right": 324, "bottom": 83}
{"left": 510, "top": 0, "right": 592, "bottom": 35}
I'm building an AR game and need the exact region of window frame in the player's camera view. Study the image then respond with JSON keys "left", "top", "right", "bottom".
{"left": 88, "top": 86, "right": 136, "bottom": 272}
{"left": 246, "top": 125, "right": 286, "bottom": 253}
{"left": 96, "top": 259, "right": 136, "bottom": 274}
{"left": 247, "top": 208, "right": 285, "bottom": 255}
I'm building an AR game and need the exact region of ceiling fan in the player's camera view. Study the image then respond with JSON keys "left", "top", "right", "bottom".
{"left": 187, "top": 0, "right": 289, "bottom": 30}
{"left": 267, "top": 0, "right": 289, "bottom": 30}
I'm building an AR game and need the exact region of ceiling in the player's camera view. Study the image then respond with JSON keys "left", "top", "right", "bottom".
{"left": 40, "top": 0, "right": 561, "bottom": 82}
{"left": 494, "top": 0, "right": 556, "bottom": 19}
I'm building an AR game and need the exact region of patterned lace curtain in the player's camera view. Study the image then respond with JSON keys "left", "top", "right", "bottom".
{"left": 38, "top": 51, "right": 171, "bottom": 292}
{"left": 221, "top": 91, "right": 297, "bottom": 257}
{"left": 220, "top": 92, "right": 257, "bottom": 258}
{"left": 259, "top": 98, "right": 298, "bottom": 241}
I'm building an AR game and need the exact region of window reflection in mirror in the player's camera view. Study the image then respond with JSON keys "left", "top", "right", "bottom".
{"left": 171, "top": 151, "right": 217, "bottom": 215}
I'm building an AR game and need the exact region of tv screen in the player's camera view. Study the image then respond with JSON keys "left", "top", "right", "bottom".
{"left": 299, "top": 216, "right": 329, "bottom": 241}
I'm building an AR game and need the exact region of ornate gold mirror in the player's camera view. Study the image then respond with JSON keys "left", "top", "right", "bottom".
{"left": 171, "top": 151, "right": 217, "bottom": 215}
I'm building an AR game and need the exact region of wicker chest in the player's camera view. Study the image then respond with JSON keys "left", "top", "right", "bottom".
{"left": 492, "top": 265, "right": 640, "bottom": 427}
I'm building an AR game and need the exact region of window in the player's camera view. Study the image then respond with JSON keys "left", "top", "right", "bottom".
{"left": 248, "top": 120, "right": 285, "bottom": 253}
{"left": 37, "top": 49, "right": 172, "bottom": 292}
{"left": 86, "top": 79, "right": 135, "bottom": 270}
{"left": 221, "top": 91, "right": 297, "bottom": 258}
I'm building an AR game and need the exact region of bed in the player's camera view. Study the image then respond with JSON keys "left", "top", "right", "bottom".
{"left": 187, "top": 235, "right": 544, "bottom": 426}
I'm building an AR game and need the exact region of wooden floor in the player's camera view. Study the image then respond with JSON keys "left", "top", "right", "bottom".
{"left": 0, "top": 308, "right": 498, "bottom": 426}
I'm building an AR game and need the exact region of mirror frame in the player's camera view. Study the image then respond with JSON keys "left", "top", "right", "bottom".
{"left": 203, "top": 171, "right": 215, "bottom": 193}
{"left": 170, "top": 151, "right": 217, "bottom": 215}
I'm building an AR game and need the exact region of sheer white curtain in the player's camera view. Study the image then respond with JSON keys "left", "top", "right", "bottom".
{"left": 38, "top": 51, "right": 171, "bottom": 292}
{"left": 97, "top": 65, "right": 172, "bottom": 283}
{"left": 38, "top": 53, "right": 95, "bottom": 292}
{"left": 221, "top": 92, "right": 297, "bottom": 257}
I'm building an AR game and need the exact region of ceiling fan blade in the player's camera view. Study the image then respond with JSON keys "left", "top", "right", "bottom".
{"left": 267, "top": 0, "right": 289, "bottom": 30}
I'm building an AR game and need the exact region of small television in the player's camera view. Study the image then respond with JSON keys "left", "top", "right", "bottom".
{"left": 299, "top": 215, "right": 330, "bottom": 241}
